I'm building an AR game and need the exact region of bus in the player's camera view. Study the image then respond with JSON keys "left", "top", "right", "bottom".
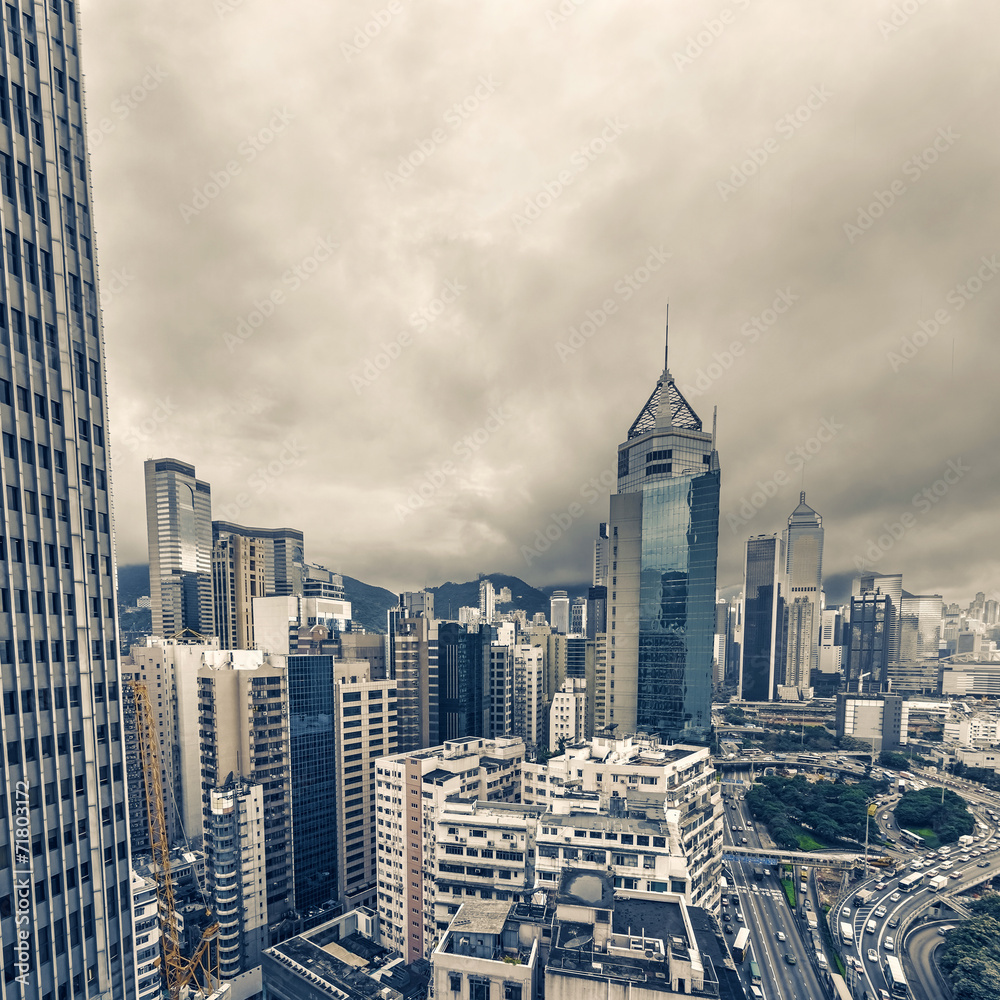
{"left": 899, "top": 871, "right": 924, "bottom": 892}
{"left": 830, "top": 974, "right": 853, "bottom": 1000}
{"left": 799, "top": 753, "right": 822, "bottom": 763}
{"left": 733, "top": 928, "right": 751, "bottom": 962}
{"left": 749, "top": 960, "right": 762, "bottom": 985}
{"left": 885, "top": 955, "right": 908, "bottom": 998}
{"left": 900, "top": 829, "right": 925, "bottom": 847}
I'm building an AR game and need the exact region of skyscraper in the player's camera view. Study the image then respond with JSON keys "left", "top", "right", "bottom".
{"left": 605, "top": 324, "right": 721, "bottom": 742}
{"left": 738, "top": 535, "right": 785, "bottom": 701}
{"left": 0, "top": 6, "right": 133, "bottom": 996}
{"left": 144, "top": 457, "right": 214, "bottom": 637}
{"left": 854, "top": 571, "right": 903, "bottom": 664}
{"left": 549, "top": 589, "right": 569, "bottom": 633}
{"left": 782, "top": 491, "right": 823, "bottom": 693}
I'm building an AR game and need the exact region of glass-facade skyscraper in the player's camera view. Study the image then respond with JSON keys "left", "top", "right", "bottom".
{"left": 0, "top": 4, "right": 134, "bottom": 997}
{"left": 144, "top": 457, "right": 214, "bottom": 638}
{"left": 739, "top": 534, "right": 784, "bottom": 701}
{"left": 605, "top": 329, "right": 720, "bottom": 743}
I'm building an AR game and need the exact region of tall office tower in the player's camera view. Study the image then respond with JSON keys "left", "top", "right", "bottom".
{"left": 549, "top": 590, "right": 570, "bottom": 633}
{"left": 900, "top": 593, "right": 943, "bottom": 661}
{"left": 854, "top": 571, "right": 903, "bottom": 663}
{"left": 0, "top": 8, "right": 134, "bottom": 996}
{"left": 782, "top": 492, "right": 823, "bottom": 692}
{"left": 593, "top": 522, "right": 610, "bottom": 587}
{"left": 391, "top": 613, "right": 438, "bottom": 752}
{"left": 488, "top": 642, "right": 513, "bottom": 738}
{"left": 569, "top": 595, "right": 587, "bottom": 635}
{"left": 284, "top": 654, "right": 339, "bottom": 917}
{"left": 606, "top": 327, "right": 720, "bottom": 741}
{"left": 479, "top": 577, "right": 495, "bottom": 623}
{"left": 211, "top": 530, "right": 267, "bottom": 649}
{"left": 845, "top": 591, "right": 892, "bottom": 691}
{"left": 818, "top": 608, "right": 844, "bottom": 674}
{"left": 145, "top": 457, "right": 215, "bottom": 637}
{"left": 738, "top": 534, "right": 785, "bottom": 701}
{"left": 586, "top": 585, "right": 607, "bottom": 638}
{"left": 437, "top": 622, "right": 489, "bottom": 741}
{"left": 713, "top": 598, "right": 728, "bottom": 687}
{"left": 725, "top": 594, "right": 742, "bottom": 689}
{"left": 198, "top": 652, "right": 294, "bottom": 922}
{"left": 593, "top": 633, "right": 608, "bottom": 731}
{"left": 332, "top": 660, "right": 397, "bottom": 910}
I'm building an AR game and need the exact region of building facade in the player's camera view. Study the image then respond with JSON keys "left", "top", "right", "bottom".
{"left": 605, "top": 331, "right": 720, "bottom": 742}
{"left": 145, "top": 457, "right": 214, "bottom": 637}
{"left": 738, "top": 534, "right": 784, "bottom": 701}
{"left": 782, "top": 492, "right": 823, "bottom": 693}
{"left": 0, "top": 6, "right": 135, "bottom": 994}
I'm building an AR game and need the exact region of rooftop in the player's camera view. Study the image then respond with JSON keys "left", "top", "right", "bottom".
{"left": 447, "top": 900, "right": 512, "bottom": 936}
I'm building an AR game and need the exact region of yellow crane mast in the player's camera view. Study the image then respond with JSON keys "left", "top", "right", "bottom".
{"left": 131, "top": 678, "right": 221, "bottom": 999}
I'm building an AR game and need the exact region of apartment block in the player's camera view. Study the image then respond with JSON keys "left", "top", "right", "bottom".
{"left": 375, "top": 737, "right": 525, "bottom": 961}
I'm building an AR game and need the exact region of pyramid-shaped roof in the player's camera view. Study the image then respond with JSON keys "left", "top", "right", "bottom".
{"left": 627, "top": 375, "right": 702, "bottom": 439}
{"left": 787, "top": 491, "right": 822, "bottom": 526}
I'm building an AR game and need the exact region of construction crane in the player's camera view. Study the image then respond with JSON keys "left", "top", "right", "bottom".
{"left": 131, "top": 678, "right": 221, "bottom": 999}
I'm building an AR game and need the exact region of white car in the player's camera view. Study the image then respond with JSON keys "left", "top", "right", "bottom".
{"left": 842, "top": 906, "right": 851, "bottom": 917}
{"left": 883, "top": 936, "right": 894, "bottom": 952}
{"left": 876, "top": 906, "right": 887, "bottom": 917}
{"left": 867, "top": 948, "right": 878, "bottom": 963}
{"left": 890, "top": 892, "right": 902, "bottom": 901}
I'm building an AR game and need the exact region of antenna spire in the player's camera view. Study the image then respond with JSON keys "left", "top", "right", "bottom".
{"left": 664, "top": 304, "right": 669, "bottom": 371}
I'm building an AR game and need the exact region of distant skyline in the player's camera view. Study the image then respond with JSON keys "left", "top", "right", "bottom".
{"left": 84, "top": 1, "right": 1000, "bottom": 607}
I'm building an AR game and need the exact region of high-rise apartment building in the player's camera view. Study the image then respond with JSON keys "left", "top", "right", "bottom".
{"left": 375, "top": 737, "right": 525, "bottom": 962}
{"left": 605, "top": 328, "right": 720, "bottom": 742}
{"left": 331, "top": 660, "right": 397, "bottom": 910}
{"left": 0, "top": 7, "right": 134, "bottom": 996}
{"left": 212, "top": 530, "right": 268, "bottom": 649}
{"left": 145, "top": 457, "right": 215, "bottom": 637}
{"left": 479, "top": 578, "right": 496, "bottom": 623}
{"left": 437, "top": 622, "right": 489, "bottom": 741}
{"left": 738, "top": 534, "right": 784, "bottom": 701}
{"left": 198, "top": 652, "right": 293, "bottom": 921}
{"left": 782, "top": 492, "right": 823, "bottom": 694}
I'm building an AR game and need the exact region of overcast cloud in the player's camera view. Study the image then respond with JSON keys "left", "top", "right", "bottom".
{"left": 81, "top": 0, "right": 1000, "bottom": 606}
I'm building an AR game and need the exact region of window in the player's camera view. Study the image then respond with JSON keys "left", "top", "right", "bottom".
{"left": 4, "top": 230, "right": 18, "bottom": 276}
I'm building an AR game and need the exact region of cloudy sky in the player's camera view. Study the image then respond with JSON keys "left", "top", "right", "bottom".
{"left": 81, "top": 0, "right": 999, "bottom": 606}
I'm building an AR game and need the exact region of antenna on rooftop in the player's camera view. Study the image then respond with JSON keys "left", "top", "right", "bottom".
{"left": 664, "top": 304, "right": 669, "bottom": 371}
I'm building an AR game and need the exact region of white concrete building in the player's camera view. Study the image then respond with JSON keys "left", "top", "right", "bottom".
{"left": 549, "top": 678, "right": 587, "bottom": 751}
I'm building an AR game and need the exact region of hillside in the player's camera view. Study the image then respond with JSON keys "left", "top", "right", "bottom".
{"left": 341, "top": 575, "right": 397, "bottom": 634}
{"left": 429, "top": 573, "right": 551, "bottom": 620}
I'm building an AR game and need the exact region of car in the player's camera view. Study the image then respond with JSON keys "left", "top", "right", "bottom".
{"left": 883, "top": 936, "right": 894, "bottom": 952}
{"left": 890, "top": 892, "right": 902, "bottom": 901}
{"left": 842, "top": 906, "right": 851, "bottom": 917}
{"left": 888, "top": 916, "right": 901, "bottom": 929}
{"left": 875, "top": 881, "right": 887, "bottom": 890}
{"left": 784, "top": 953, "right": 796, "bottom": 965}
{"left": 880, "top": 991, "right": 890, "bottom": 1000}
{"left": 724, "top": 923, "right": 733, "bottom": 934}
{"left": 803, "top": 899, "right": 812, "bottom": 910}
{"left": 775, "top": 931, "right": 786, "bottom": 942}
{"left": 867, "top": 948, "right": 878, "bottom": 963}
{"left": 735, "top": 910, "right": 744, "bottom": 923}
{"left": 876, "top": 905, "right": 888, "bottom": 917}
{"left": 951, "top": 871, "right": 963, "bottom": 879}
{"left": 742, "top": 838, "right": 749, "bottom": 844}
{"left": 979, "top": 860, "right": 991, "bottom": 867}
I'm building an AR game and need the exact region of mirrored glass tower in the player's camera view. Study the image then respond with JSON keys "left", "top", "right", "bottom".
{"left": 605, "top": 317, "right": 720, "bottom": 743}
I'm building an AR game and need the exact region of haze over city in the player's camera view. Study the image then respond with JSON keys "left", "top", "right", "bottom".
{"left": 82, "top": 0, "right": 1000, "bottom": 603}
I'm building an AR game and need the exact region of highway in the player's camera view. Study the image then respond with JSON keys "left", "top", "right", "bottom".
{"left": 722, "top": 789, "right": 827, "bottom": 1000}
